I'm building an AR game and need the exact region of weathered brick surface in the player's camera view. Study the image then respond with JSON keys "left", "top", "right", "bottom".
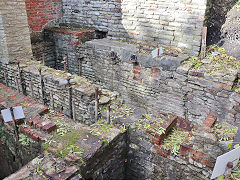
{"left": 25, "top": 0, "right": 62, "bottom": 32}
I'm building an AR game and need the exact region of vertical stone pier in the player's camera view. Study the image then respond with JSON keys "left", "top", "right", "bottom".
{"left": 0, "top": 0, "right": 32, "bottom": 64}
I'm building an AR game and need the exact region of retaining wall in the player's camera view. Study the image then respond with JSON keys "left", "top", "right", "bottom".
{"left": 70, "top": 39, "right": 239, "bottom": 125}
{"left": 61, "top": 0, "right": 207, "bottom": 55}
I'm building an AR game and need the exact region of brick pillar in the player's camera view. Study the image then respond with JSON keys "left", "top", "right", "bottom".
{"left": 0, "top": 0, "right": 32, "bottom": 64}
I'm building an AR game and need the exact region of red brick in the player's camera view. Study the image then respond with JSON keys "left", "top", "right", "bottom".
{"left": 41, "top": 122, "right": 57, "bottom": 133}
{"left": 31, "top": 133, "right": 39, "bottom": 141}
{"left": 215, "top": 82, "right": 232, "bottom": 91}
{"left": 196, "top": 151, "right": 205, "bottom": 157}
{"left": 133, "top": 76, "right": 142, "bottom": 83}
{"left": 133, "top": 65, "right": 141, "bottom": 71}
{"left": 56, "top": 113, "right": 64, "bottom": 117}
{"left": 31, "top": 115, "right": 41, "bottom": 127}
{"left": 189, "top": 71, "right": 204, "bottom": 77}
{"left": 39, "top": 106, "right": 49, "bottom": 115}
{"left": 133, "top": 70, "right": 141, "bottom": 75}
{"left": 204, "top": 114, "right": 217, "bottom": 128}
{"left": 27, "top": 118, "right": 33, "bottom": 126}
{"left": 9, "top": 96, "right": 19, "bottom": 100}
{"left": 152, "top": 67, "right": 160, "bottom": 73}
{"left": 201, "top": 159, "right": 214, "bottom": 167}
{"left": 156, "top": 148, "right": 169, "bottom": 158}
{"left": 152, "top": 138, "right": 160, "bottom": 145}
{"left": 192, "top": 155, "right": 200, "bottom": 162}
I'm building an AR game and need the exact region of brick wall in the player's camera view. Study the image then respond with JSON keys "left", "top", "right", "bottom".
{"left": 0, "top": 0, "right": 32, "bottom": 64}
{"left": 61, "top": 0, "right": 207, "bottom": 55}
{"left": 25, "top": 0, "right": 62, "bottom": 32}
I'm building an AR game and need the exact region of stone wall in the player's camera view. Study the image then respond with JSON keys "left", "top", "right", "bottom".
{"left": 61, "top": 0, "right": 207, "bottom": 55}
{"left": 0, "top": 11, "right": 9, "bottom": 64}
{"left": 126, "top": 120, "right": 224, "bottom": 180}
{"left": 44, "top": 27, "right": 95, "bottom": 71}
{"left": 25, "top": 0, "right": 62, "bottom": 32}
{"left": 0, "top": 0, "right": 32, "bottom": 64}
{"left": 0, "top": 61, "right": 114, "bottom": 125}
{"left": 68, "top": 39, "right": 239, "bottom": 125}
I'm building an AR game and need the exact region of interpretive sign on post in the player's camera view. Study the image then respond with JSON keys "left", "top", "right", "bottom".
{"left": 1, "top": 106, "right": 25, "bottom": 122}
{"left": 211, "top": 146, "right": 240, "bottom": 179}
{"left": 152, "top": 47, "right": 163, "bottom": 58}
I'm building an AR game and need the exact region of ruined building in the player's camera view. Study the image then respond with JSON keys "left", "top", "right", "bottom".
{"left": 0, "top": 0, "right": 240, "bottom": 179}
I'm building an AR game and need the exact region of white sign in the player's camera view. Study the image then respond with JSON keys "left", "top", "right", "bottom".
{"left": 211, "top": 147, "right": 240, "bottom": 179}
{"left": 1, "top": 106, "right": 25, "bottom": 122}
{"left": 152, "top": 47, "right": 163, "bottom": 58}
{"left": 59, "top": 79, "right": 77, "bottom": 86}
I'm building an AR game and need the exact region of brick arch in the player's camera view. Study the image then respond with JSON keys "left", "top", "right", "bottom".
{"left": 25, "top": 0, "right": 62, "bottom": 32}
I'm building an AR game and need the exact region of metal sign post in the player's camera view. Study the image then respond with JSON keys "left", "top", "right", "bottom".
{"left": 107, "top": 105, "right": 110, "bottom": 124}
{"left": 1, "top": 106, "right": 25, "bottom": 141}
{"left": 211, "top": 146, "right": 240, "bottom": 179}
{"left": 78, "top": 56, "right": 83, "bottom": 76}
{"left": 152, "top": 47, "right": 163, "bottom": 58}
{"left": 4, "top": 70, "right": 8, "bottom": 87}
{"left": 42, "top": 53, "right": 46, "bottom": 66}
{"left": 63, "top": 57, "right": 67, "bottom": 72}
{"left": 17, "top": 62, "right": 23, "bottom": 93}
{"left": 10, "top": 107, "right": 19, "bottom": 141}
{"left": 38, "top": 68, "right": 45, "bottom": 104}
{"left": 59, "top": 78, "right": 77, "bottom": 119}
{"left": 95, "top": 88, "right": 99, "bottom": 123}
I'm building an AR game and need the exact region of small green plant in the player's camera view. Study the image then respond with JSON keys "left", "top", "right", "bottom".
{"left": 19, "top": 134, "right": 30, "bottom": 146}
{"left": 213, "top": 122, "right": 238, "bottom": 141}
{"left": 133, "top": 113, "right": 166, "bottom": 135}
{"left": 20, "top": 102, "right": 29, "bottom": 107}
{"left": 162, "top": 128, "right": 190, "bottom": 155}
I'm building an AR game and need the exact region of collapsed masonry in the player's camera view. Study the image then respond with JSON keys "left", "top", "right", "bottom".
{"left": 0, "top": 0, "right": 240, "bottom": 179}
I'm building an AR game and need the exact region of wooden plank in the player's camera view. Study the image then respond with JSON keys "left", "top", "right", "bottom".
{"left": 200, "top": 27, "right": 207, "bottom": 60}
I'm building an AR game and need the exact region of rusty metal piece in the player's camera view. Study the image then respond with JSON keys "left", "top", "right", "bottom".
{"left": 163, "top": 52, "right": 178, "bottom": 57}
{"left": 10, "top": 107, "right": 19, "bottom": 141}
{"left": 95, "top": 87, "right": 99, "bottom": 122}
{"left": 38, "top": 68, "right": 45, "bottom": 104}
{"left": 227, "top": 162, "right": 233, "bottom": 168}
{"left": 72, "top": 100, "right": 76, "bottom": 121}
{"left": 63, "top": 57, "right": 67, "bottom": 72}
{"left": 67, "top": 78, "right": 73, "bottom": 119}
{"left": 78, "top": 56, "right": 83, "bottom": 76}
{"left": 107, "top": 105, "right": 110, "bottom": 124}
{"left": 50, "top": 91, "right": 54, "bottom": 110}
{"left": 29, "top": 81, "right": 34, "bottom": 97}
{"left": 200, "top": 27, "right": 207, "bottom": 60}
{"left": 4, "top": 70, "right": 8, "bottom": 87}
{"left": 17, "top": 62, "right": 24, "bottom": 93}
{"left": 42, "top": 53, "right": 46, "bottom": 66}
{"left": 15, "top": 75, "right": 20, "bottom": 93}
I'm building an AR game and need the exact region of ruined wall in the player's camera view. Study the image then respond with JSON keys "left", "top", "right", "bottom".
{"left": 43, "top": 27, "right": 95, "bottom": 71}
{"left": 69, "top": 39, "right": 239, "bottom": 125}
{"left": 0, "top": 62, "right": 102, "bottom": 125}
{"left": 25, "top": 0, "right": 62, "bottom": 32}
{"left": 61, "top": 0, "right": 207, "bottom": 55}
{"left": 0, "top": 0, "right": 32, "bottom": 64}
